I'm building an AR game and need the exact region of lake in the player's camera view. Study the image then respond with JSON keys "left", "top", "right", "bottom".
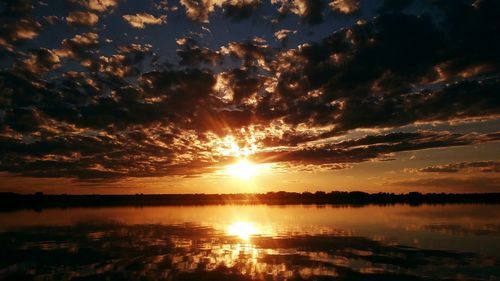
{"left": 1, "top": 204, "right": 499, "bottom": 280}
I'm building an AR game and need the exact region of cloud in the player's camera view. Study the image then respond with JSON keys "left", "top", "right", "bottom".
{"left": 179, "top": 0, "right": 260, "bottom": 23}
{"left": 392, "top": 177, "right": 500, "bottom": 192}
{"left": 272, "top": 0, "right": 324, "bottom": 24}
{"left": 252, "top": 131, "right": 500, "bottom": 166}
{"left": 14, "top": 48, "right": 61, "bottom": 74}
{"left": 274, "top": 29, "right": 296, "bottom": 42}
{"left": 0, "top": 0, "right": 499, "bottom": 183}
{"left": 0, "top": 0, "right": 41, "bottom": 52}
{"left": 175, "top": 37, "right": 222, "bottom": 65}
{"left": 223, "top": 0, "right": 261, "bottom": 21}
{"left": 66, "top": 11, "right": 99, "bottom": 26}
{"left": 329, "top": 0, "right": 359, "bottom": 14}
{"left": 97, "top": 43, "right": 153, "bottom": 77}
{"left": 255, "top": 1, "right": 500, "bottom": 134}
{"left": 96, "top": 44, "right": 152, "bottom": 78}
{"left": 180, "top": 0, "right": 221, "bottom": 23}
{"left": 220, "top": 37, "right": 271, "bottom": 69}
{"left": 419, "top": 161, "right": 500, "bottom": 173}
{"left": 57, "top": 32, "right": 100, "bottom": 67}
{"left": 122, "top": 13, "right": 166, "bottom": 29}
{"left": 68, "top": 0, "right": 119, "bottom": 12}
{"left": 3, "top": 108, "right": 49, "bottom": 133}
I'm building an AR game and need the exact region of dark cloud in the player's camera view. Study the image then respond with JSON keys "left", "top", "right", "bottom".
{"left": 0, "top": 127, "right": 221, "bottom": 180}
{"left": 333, "top": 78, "right": 500, "bottom": 132}
{"left": 221, "top": 68, "right": 264, "bottom": 103}
{"left": 220, "top": 37, "right": 272, "bottom": 69}
{"left": 0, "top": 0, "right": 41, "bottom": 53}
{"left": 419, "top": 161, "right": 500, "bottom": 173}
{"left": 379, "top": 0, "right": 415, "bottom": 12}
{"left": 223, "top": 0, "right": 261, "bottom": 21}
{"left": 256, "top": 1, "right": 500, "bottom": 133}
{"left": 253, "top": 131, "right": 499, "bottom": 166}
{"left": 58, "top": 32, "right": 100, "bottom": 66}
{"left": 176, "top": 37, "right": 222, "bottom": 66}
{"left": 14, "top": 48, "right": 61, "bottom": 74}
{"left": 272, "top": 0, "right": 325, "bottom": 24}
{"left": 295, "top": 0, "right": 324, "bottom": 24}
{"left": 97, "top": 43, "right": 153, "bottom": 77}
{"left": 3, "top": 108, "right": 47, "bottom": 133}
{"left": 0, "top": 0, "right": 499, "bottom": 182}
{"left": 67, "top": 0, "right": 119, "bottom": 12}
{"left": 179, "top": 0, "right": 260, "bottom": 23}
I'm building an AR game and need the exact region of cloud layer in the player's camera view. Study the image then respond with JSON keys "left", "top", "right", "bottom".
{"left": 0, "top": 0, "right": 498, "bottom": 188}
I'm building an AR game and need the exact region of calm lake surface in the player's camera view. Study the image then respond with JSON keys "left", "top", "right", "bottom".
{"left": 1, "top": 204, "right": 500, "bottom": 280}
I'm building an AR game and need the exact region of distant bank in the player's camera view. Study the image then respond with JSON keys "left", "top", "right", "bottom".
{"left": 1, "top": 191, "right": 500, "bottom": 211}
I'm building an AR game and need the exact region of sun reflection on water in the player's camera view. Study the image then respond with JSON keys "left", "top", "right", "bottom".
{"left": 3, "top": 205, "right": 500, "bottom": 280}
{"left": 227, "top": 221, "right": 258, "bottom": 240}
{"left": 226, "top": 221, "right": 278, "bottom": 241}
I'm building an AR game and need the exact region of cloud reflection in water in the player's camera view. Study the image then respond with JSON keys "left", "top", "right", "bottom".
{"left": 1, "top": 220, "right": 499, "bottom": 281}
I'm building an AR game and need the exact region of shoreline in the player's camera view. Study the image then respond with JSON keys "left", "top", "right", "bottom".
{"left": 1, "top": 191, "right": 500, "bottom": 211}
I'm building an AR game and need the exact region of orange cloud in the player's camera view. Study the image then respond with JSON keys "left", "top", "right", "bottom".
{"left": 66, "top": 11, "right": 99, "bottom": 26}
{"left": 122, "top": 13, "right": 166, "bottom": 28}
{"left": 330, "top": 0, "right": 359, "bottom": 14}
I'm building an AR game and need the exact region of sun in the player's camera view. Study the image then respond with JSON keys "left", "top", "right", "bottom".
{"left": 225, "top": 159, "right": 259, "bottom": 180}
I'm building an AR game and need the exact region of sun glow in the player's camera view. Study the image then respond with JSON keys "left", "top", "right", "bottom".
{"left": 225, "top": 159, "right": 259, "bottom": 180}
{"left": 227, "top": 221, "right": 257, "bottom": 241}
{"left": 216, "top": 135, "right": 257, "bottom": 158}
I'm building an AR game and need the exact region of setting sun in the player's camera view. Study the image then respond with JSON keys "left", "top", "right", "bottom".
{"left": 225, "top": 159, "right": 259, "bottom": 180}
{"left": 1, "top": 0, "right": 498, "bottom": 279}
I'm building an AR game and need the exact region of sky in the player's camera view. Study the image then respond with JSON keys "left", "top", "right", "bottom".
{"left": 0, "top": 0, "right": 499, "bottom": 194}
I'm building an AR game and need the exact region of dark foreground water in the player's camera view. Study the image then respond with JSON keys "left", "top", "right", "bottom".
{"left": 1, "top": 204, "right": 499, "bottom": 280}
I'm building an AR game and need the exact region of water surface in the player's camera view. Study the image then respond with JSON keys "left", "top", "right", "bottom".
{"left": 1, "top": 204, "right": 499, "bottom": 280}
